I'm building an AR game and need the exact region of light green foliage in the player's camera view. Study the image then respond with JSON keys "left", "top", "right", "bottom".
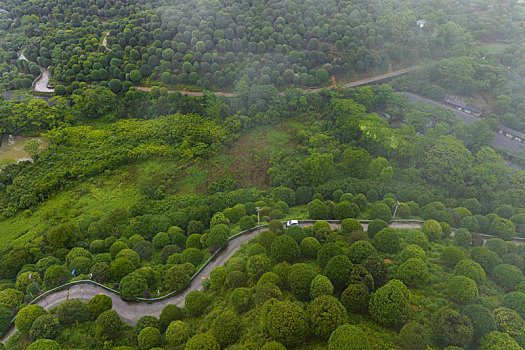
{"left": 454, "top": 228, "right": 472, "bottom": 247}
{"left": 366, "top": 219, "right": 388, "bottom": 239}
{"left": 263, "top": 300, "right": 308, "bottom": 347}
{"left": 56, "top": 299, "right": 89, "bottom": 326}
{"left": 480, "top": 331, "right": 521, "bottom": 350}
{"left": 0, "top": 288, "right": 23, "bottom": 309}
{"left": 454, "top": 259, "right": 486, "bottom": 285}
{"left": 397, "top": 258, "right": 429, "bottom": 287}
{"left": 119, "top": 272, "right": 148, "bottom": 301}
{"left": 211, "top": 309, "right": 241, "bottom": 347}
{"left": 369, "top": 279, "right": 410, "bottom": 327}
{"left": 185, "top": 333, "right": 220, "bottom": 350}
{"left": 29, "top": 314, "right": 59, "bottom": 341}
{"left": 447, "top": 276, "right": 478, "bottom": 304}
{"left": 138, "top": 327, "right": 162, "bottom": 350}
{"left": 185, "top": 291, "right": 209, "bottom": 317}
{"left": 404, "top": 229, "right": 430, "bottom": 250}
{"left": 247, "top": 254, "right": 271, "bottom": 280}
{"left": 300, "top": 237, "right": 321, "bottom": 259}
{"left": 166, "top": 320, "right": 191, "bottom": 346}
{"left": 399, "top": 244, "right": 426, "bottom": 262}
{"left": 370, "top": 203, "right": 392, "bottom": 222}
{"left": 288, "top": 263, "right": 319, "bottom": 301}
{"left": 307, "top": 295, "right": 347, "bottom": 339}
{"left": 328, "top": 324, "right": 370, "bottom": 350}
{"left": 26, "top": 339, "right": 60, "bottom": 350}
{"left": 207, "top": 224, "right": 230, "bottom": 248}
{"left": 159, "top": 304, "right": 184, "bottom": 332}
{"left": 471, "top": 247, "right": 502, "bottom": 274}
{"left": 164, "top": 263, "right": 194, "bottom": 292}
{"left": 348, "top": 241, "right": 376, "bottom": 264}
{"left": 341, "top": 218, "right": 363, "bottom": 235}
{"left": 502, "top": 292, "right": 525, "bottom": 320}
{"left": 493, "top": 307, "right": 525, "bottom": 338}
{"left": 261, "top": 341, "right": 286, "bottom": 350}
{"left": 230, "top": 287, "right": 252, "bottom": 314}
{"left": 422, "top": 220, "right": 442, "bottom": 242}
{"left": 310, "top": 275, "right": 334, "bottom": 299}
{"left": 490, "top": 218, "right": 516, "bottom": 240}
{"left": 15, "top": 305, "right": 46, "bottom": 333}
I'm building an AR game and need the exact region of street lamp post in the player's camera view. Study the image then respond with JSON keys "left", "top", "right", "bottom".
{"left": 255, "top": 207, "right": 261, "bottom": 226}
{"left": 28, "top": 272, "right": 41, "bottom": 292}
{"left": 392, "top": 200, "right": 400, "bottom": 221}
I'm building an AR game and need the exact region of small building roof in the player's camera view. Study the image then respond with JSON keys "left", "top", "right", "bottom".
{"left": 0, "top": 9, "right": 8, "bottom": 13}
{"left": 444, "top": 96, "right": 483, "bottom": 114}
{"left": 499, "top": 124, "right": 525, "bottom": 140}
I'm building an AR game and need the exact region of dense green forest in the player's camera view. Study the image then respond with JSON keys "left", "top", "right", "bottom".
{"left": 1, "top": 0, "right": 525, "bottom": 349}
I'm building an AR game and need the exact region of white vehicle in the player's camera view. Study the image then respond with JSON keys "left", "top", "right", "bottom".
{"left": 286, "top": 220, "right": 299, "bottom": 228}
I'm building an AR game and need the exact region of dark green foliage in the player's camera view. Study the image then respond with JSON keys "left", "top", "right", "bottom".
{"left": 485, "top": 238, "right": 508, "bottom": 257}
{"left": 323, "top": 255, "right": 353, "bottom": 291}
{"left": 247, "top": 254, "right": 271, "bottom": 280}
{"left": 447, "top": 276, "right": 478, "bottom": 304}
{"left": 454, "top": 228, "right": 472, "bottom": 247}
{"left": 432, "top": 307, "right": 473, "bottom": 348}
{"left": 56, "top": 299, "right": 89, "bottom": 326}
{"left": 490, "top": 218, "right": 516, "bottom": 240}
{"left": 88, "top": 294, "right": 112, "bottom": 320}
{"left": 0, "top": 306, "right": 12, "bottom": 336}
{"left": 96, "top": 310, "right": 122, "bottom": 340}
{"left": 207, "top": 224, "right": 230, "bottom": 248}
{"left": 166, "top": 320, "right": 191, "bottom": 346}
{"left": 370, "top": 203, "right": 392, "bottom": 222}
{"left": 119, "top": 272, "right": 148, "bottom": 301}
{"left": 185, "top": 333, "right": 220, "bottom": 350}
{"left": 398, "top": 321, "right": 431, "bottom": 350}
{"left": 270, "top": 235, "right": 299, "bottom": 263}
{"left": 471, "top": 247, "right": 502, "bottom": 274}
{"left": 460, "top": 216, "right": 480, "bottom": 233}
{"left": 493, "top": 264, "right": 523, "bottom": 291}
{"left": 462, "top": 304, "right": 497, "bottom": 342}
{"left": 310, "top": 275, "right": 334, "bottom": 299}
{"left": 138, "top": 327, "right": 162, "bottom": 349}
{"left": 230, "top": 287, "right": 252, "bottom": 314}
{"left": 111, "top": 258, "right": 135, "bottom": 281}
{"left": 454, "top": 259, "right": 486, "bottom": 285}
{"left": 258, "top": 231, "right": 277, "bottom": 251}
{"left": 440, "top": 246, "right": 466, "bottom": 268}
{"left": 152, "top": 232, "right": 170, "bottom": 250}
{"left": 247, "top": 243, "right": 266, "bottom": 256}
{"left": 404, "top": 229, "right": 430, "bottom": 250}
{"left": 261, "top": 341, "right": 286, "bottom": 350}
{"left": 317, "top": 243, "right": 344, "bottom": 267}
{"left": 239, "top": 216, "right": 255, "bottom": 231}
{"left": 397, "top": 258, "right": 429, "bottom": 287}
{"left": 288, "top": 263, "right": 318, "bottom": 301}
{"left": 341, "top": 219, "right": 363, "bottom": 236}
{"left": 369, "top": 279, "right": 410, "bottom": 327}
{"left": 134, "top": 316, "right": 160, "bottom": 339}
{"left": 159, "top": 304, "right": 184, "bottom": 332}
{"left": 284, "top": 225, "right": 306, "bottom": 243}
{"left": 164, "top": 263, "right": 194, "bottom": 292}
{"left": 269, "top": 220, "right": 284, "bottom": 233}
{"left": 29, "top": 315, "right": 59, "bottom": 341}
{"left": 367, "top": 219, "right": 388, "bottom": 239}
{"left": 502, "top": 292, "right": 525, "bottom": 320}
{"left": 307, "top": 295, "right": 347, "bottom": 339}
{"left": 341, "top": 283, "right": 369, "bottom": 314}
{"left": 256, "top": 283, "right": 282, "bottom": 305}
{"left": 328, "top": 324, "right": 370, "bottom": 350}
{"left": 300, "top": 237, "right": 321, "bottom": 259}
{"left": 399, "top": 244, "right": 426, "bottom": 262}
{"left": 211, "top": 309, "right": 242, "bottom": 347}
{"left": 44, "top": 265, "right": 70, "bottom": 288}
{"left": 185, "top": 291, "right": 209, "bottom": 317}
{"left": 348, "top": 241, "right": 376, "bottom": 264}
{"left": 263, "top": 300, "right": 308, "bottom": 347}
{"left": 362, "top": 255, "right": 389, "bottom": 290}
{"left": 181, "top": 247, "right": 204, "bottom": 267}
{"left": 186, "top": 234, "right": 203, "bottom": 249}
{"left": 133, "top": 240, "right": 153, "bottom": 260}
{"left": 372, "top": 228, "right": 400, "bottom": 254}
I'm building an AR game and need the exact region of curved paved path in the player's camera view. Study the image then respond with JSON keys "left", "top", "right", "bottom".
{"left": 2, "top": 220, "right": 522, "bottom": 343}
{"left": 17, "top": 49, "right": 54, "bottom": 93}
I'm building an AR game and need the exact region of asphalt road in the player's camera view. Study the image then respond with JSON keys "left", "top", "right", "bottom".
{"left": 402, "top": 92, "right": 525, "bottom": 154}
{"left": 2, "top": 219, "right": 524, "bottom": 344}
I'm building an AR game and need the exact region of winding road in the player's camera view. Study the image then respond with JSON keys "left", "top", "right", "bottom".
{"left": 2, "top": 219, "right": 522, "bottom": 344}
{"left": 17, "top": 50, "right": 54, "bottom": 93}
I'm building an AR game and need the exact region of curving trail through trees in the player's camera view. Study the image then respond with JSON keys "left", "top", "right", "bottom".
{"left": 1, "top": 219, "right": 522, "bottom": 343}
{"left": 133, "top": 66, "right": 418, "bottom": 98}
